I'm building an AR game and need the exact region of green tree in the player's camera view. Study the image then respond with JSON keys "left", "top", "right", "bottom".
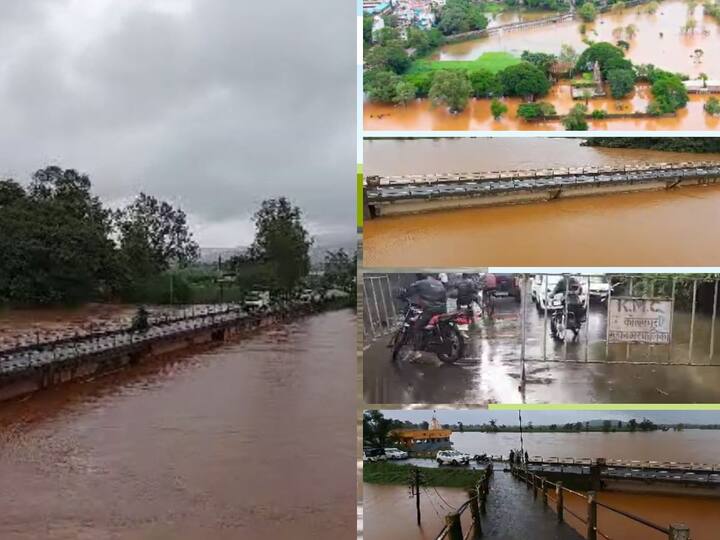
{"left": 575, "top": 42, "right": 627, "bottom": 76}
{"left": 364, "top": 43, "right": 411, "bottom": 74}
{"left": 490, "top": 98, "right": 508, "bottom": 120}
{"left": 578, "top": 2, "right": 597, "bottom": 21}
{"left": 323, "top": 249, "right": 356, "bottom": 292}
{"left": 602, "top": 420, "right": 612, "bottom": 432}
{"left": 365, "top": 70, "right": 401, "bottom": 102}
{"left": 429, "top": 70, "right": 473, "bottom": 112}
{"left": 467, "top": 68, "right": 502, "bottom": 97}
{"left": 393, "top": 80, "right": 417, "bottom": 106}
{"left": 520, "top": 51, "right": 558, "bottom": 76}
{"left": 499, "top": 62, "right": 551, "bottom": 98}
{"left": 705, "top": 96, "right": 720, "bottom": 115}
{"left": 0, "top": 167, "right": 118, "bottom": 304}
{"left": 116, "top": 193, "right": 199, "bottom": 282}
{"left": 403, "top": 71, "right": 435, "bottom": 98}
{"left": 363, "top": 410, "right": 399, "bottom": 448}
{"left": 563, "top": 103, "right": 589, "bottom": 130}
{"left": 607, "top": 68, "right": 636, "bottom": 98}
{"left": 650, "top": 72, "right": 689, "bottom": 113}
{"left": 248, "top": 197, "right": 313, "bottom": 295}
{"left": 516, "top": 101, "right": 557, "bottom": 119}
{"left": 363, "top": 15, "right": 374, "bottom": 46}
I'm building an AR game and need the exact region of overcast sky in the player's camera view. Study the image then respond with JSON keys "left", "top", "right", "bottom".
{"left": 376, "top": 409, "right": 720, "bottom": 425}
{"left": 0, "top": 0, "right": 355, "bottom": 247}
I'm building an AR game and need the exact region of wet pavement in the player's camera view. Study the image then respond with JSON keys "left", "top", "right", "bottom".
{"left": 364, "top": 295, "right": 720, "bottom": 403}
{"left": 482, "top": 471, "right": 583, "bottom": 540}
{"left": 0, "top": 310, "right": 356, "bottom": 540}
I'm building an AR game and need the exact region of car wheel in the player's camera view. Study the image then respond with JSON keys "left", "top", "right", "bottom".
{"left": 452, "top": 460, "right": 458, "bottom": 466}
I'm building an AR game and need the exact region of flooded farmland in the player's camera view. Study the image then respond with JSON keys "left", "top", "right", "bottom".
{"left": 362, "top": 138, "right": 720, "bottom": 267}
{"left": 0, "top": 310, "right": 356, "bottom": 540}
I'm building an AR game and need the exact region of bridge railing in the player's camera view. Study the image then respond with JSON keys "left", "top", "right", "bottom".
{"left": 529, "top": 456, "right": 720, "bottom": 472}
{"left": 435, "top": 463, "right": 493, "bottom": 540}
{"left": 511, "top": 466, "right": 691, "bottom": 540}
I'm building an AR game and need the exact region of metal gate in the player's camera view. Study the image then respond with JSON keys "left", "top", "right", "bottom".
{"left": 361, "top": 272, "right": 720, "bottom": 368}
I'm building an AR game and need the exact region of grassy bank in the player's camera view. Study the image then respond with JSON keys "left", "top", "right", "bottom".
{"left": 364, "top": 462, "right": 485, "bottom": 489}
{"left": 408, "top": 51, "right": 521, "bottom": 75}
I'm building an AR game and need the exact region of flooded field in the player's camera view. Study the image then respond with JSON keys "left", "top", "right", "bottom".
{"left": 364, "top": 0, "right": 720, "bottom": 131}
{"left": 362, "top": 138, "right": 720, "bottom": 267}
{"left": 440, "top": 0, "right": 720, "bottom": 78}
{"left": 364, "top": 87, "right": 719, "bottom": 131}
{"left": 0, "top": 310, "right": 356, "bottom": 540}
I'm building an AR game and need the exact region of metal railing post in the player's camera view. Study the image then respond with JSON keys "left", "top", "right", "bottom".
{"left": 587, "top": 491, "right": 597, "bottom": 540}
{"left": 370, "top": 278, "right": 383, "bottom": 336}
{"left": 377, "top": 277, "right": 391, "bottom": 332}
{"left": 668, "top": 278, "right": 676, "bottom": 363}
{"left": 543, "top": 275, "right": 548, "bottom": 361}
{"left": 445, "top": 512, "right": 463, "bottom": 540}
{"left": 585, "top": 275, "right": 590, "bottom": 362}
{"left": 626, "top": 277, "right": 633, "bottom": 361}
{"left": 689, "top": 279, "right": 697, "bottom": 365}
{"left": 563, "top": 274, "right": 569, "bottom": 361}
{"left": 556, "top": 482, "right": 564, "bottom": 523}
{"left": 711, "top": 279, "right": 718, "bottom": 362}
{"left": 541, "top": 477, "right": 547, "bottom": 504}
{"left": 521, "top": 274, "right": 527, "bottom": 385}
{"left": 668, "top": 524, "right": 690, "bottom": 540}
{"left": 469, "top": 490, "right": 482, "bottom": 539}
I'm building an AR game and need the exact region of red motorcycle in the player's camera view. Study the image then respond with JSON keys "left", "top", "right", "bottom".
{"left": 390, "top": 304, "right": 468, "bottom": 363}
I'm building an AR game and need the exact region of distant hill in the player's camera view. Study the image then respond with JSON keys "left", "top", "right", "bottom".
{"left": 198, "top": 231, "right": 356, "bottom": 268}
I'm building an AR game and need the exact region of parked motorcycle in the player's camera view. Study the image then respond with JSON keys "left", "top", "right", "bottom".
{"left": 549, "top": 291, "right": 586, "bottom": 342}
{"left": 389, "top": 303, "right": 467, "bottom": 363}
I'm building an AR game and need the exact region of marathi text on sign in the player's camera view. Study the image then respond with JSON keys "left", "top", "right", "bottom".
{"left": 607, "top": 297, "right": 673, "bottom": 344}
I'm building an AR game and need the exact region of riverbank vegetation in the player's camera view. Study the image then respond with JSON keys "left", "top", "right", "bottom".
{"left": 583, "top": 138, "right": 720, "bottom": 153}
{"left": 0, "top": 166, "right": 355, "bottom": 308}
{"left": 364, "top": 462, "right": 485, "bottom": 489}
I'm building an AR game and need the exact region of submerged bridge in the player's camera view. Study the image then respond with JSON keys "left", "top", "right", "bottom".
{"left": 0, "top": 299, "right": 330, "bottom": 401}
{"left": 363, "top": 162, "right": 720, "bottom": 217}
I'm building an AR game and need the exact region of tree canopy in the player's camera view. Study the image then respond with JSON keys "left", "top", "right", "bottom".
{"left": 499, "top": 62, "right": 551, "bottom": 97}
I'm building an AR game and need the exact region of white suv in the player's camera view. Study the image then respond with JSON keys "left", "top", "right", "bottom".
{"left": 436, "top": 450, "right": 471, "bottom": 466}
{"left": 532, "top": 275, "right": 587, "bottom": 311}
{"left": 384, "top": 448, "right": 409, "bottom": 460}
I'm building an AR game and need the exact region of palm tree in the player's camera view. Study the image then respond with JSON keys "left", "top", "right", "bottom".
{"left": 699, "top": 72, "right": 709, "bottom": 88}
{"left": 612, "top": 26, "right": 624, "bottom": 40}
{"left": 625, "top": 23, "right": 638, "bottom": 39}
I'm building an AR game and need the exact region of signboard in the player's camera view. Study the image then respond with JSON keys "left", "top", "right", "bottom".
{"left": 607, "top": 297, "right": 673, "bottom": 344}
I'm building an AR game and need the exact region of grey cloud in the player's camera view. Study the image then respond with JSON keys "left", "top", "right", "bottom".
{"left": 0, "top": 0, "right": 355, "bottom": 246}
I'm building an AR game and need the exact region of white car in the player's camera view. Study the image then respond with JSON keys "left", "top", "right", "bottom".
{"left": 588, "top": 275, "right": 610, "bottom": 301}
{"left": 384, "top": 448, "right": 409, "bottom": 460}
{"left": 363, "top": 448, "right": 387, "bottom": 462}
{"left": 436, "top": 450, "right": 471, "bottom": 466}
{"left": 244, "top": 290, "right": 270, "bottom": 310}
{"left": 531, "top": 275, "right": 587, "bottom": 311}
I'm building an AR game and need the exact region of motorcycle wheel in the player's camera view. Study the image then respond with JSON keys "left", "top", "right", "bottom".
{"left": 550, "top": 317, "right": 565, "bottom": 342}
{"left": 436, "top": 324, "right": 465, "bottom": 363}
{"left": 391, "top": 328, "right": 413, "bottom": 362}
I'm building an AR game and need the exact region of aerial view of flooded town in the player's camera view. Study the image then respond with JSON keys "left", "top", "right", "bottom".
{"left": 362, "top": 137, "right": 720, "bottom": 266}
{"left": 363, "top": 0, "right": 720, "bottom": 130}
{"left": 363, "top": 409, "right": 720, "bottom": 540}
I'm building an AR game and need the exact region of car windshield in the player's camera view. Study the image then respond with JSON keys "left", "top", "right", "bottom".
{"left": 589, "top": 276, "right": 608, "bottom": 284}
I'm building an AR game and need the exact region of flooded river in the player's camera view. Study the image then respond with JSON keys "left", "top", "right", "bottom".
{"left": 0, "top": 310, "right": 356, "bottom": 539}
{"left": 365, "top": 0, "right": 720, "bottom": 131}
{"left": 364, "top": 431, "right": 720, "bottom": 540}
{"left": 362, "top": 138, "right": 720, "bottom": 267}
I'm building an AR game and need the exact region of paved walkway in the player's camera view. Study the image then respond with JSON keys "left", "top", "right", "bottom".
{"left": 481, "top": 471, "right": 583, "bottom": 540}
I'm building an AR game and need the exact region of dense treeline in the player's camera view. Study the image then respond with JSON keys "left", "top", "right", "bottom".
{"left": 0, "top": 167, "right": 198, "bottom": 306}
{"left": 0, "top": 167, "right": 340, "bottom": 307}
{"left": 584, "top": 138, "right": 720, "bottom": 153}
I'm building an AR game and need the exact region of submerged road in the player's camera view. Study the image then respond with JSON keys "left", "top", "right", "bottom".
{"left": 0, "top": 310, "right": 356, "bottom": 540}
{"left": 364, "top": 297, "right": 720, "bottom": 404}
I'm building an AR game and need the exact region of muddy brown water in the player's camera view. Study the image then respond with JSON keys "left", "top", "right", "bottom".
{"left": 439, "top": 0, "right": 719, "bottom": 78}
{"left": 365, "top": 0, "right": 720, "bottom": 131}
{"left": 365, "top": 431, "right": 720, "bottom": 540}
{"left": 363, "top": 138, "right": 720, "bottom": 267}
{"left": 0, "top": 310, "right": 356, "bottom": 540}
